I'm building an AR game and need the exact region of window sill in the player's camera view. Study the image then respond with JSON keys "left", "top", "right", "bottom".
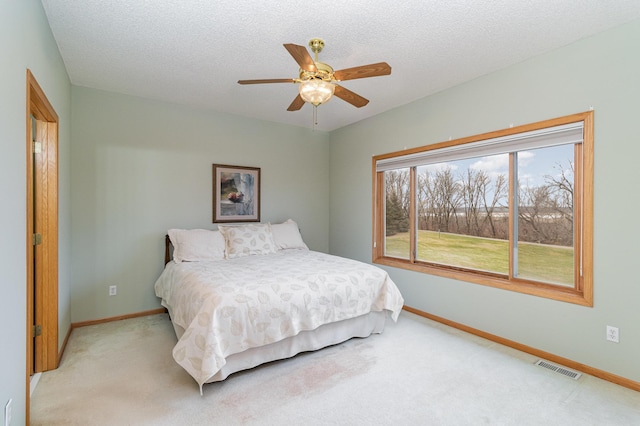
{"left": 374, "top": 256, "right": 593, "bottom": 306}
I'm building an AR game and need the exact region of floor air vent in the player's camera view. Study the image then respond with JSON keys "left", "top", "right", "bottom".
{"left": 535, "top": 360, "right": 582, "bottom": 380}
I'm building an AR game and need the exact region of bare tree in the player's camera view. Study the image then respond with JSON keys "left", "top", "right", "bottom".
{"left": 417, "top": 170, "right": 433, "bottom": 230}
{"left": 518, "top": 160, "right": 575, "bottom": 246}
{"left": 459, "top": 169, "right": 487, "bottom": 235}
{"left": 545, "top": 161, "right": 574, "bottom": 221}
{"left": 543, "top": 161, "right": 574, "bottom": 245}
{"left": 480, "top": 173, "right": 508, "bottom": 239}
{"left": 431, "top": 167, "right": 460, "bottom": 233}
{"left": 387, "top": 157, "right": 574, "bottom": 247}
{"left": 518, "top": 183, "right": 558, "bottom": 243}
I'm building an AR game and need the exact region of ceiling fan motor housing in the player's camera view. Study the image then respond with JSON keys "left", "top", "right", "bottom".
{"left": 299, "top": 61, "right": 334, "bottom": 82}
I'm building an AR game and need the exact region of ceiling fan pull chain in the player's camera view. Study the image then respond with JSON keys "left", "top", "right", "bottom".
{"left": 313, "top": 105, "right": 318, "bottom": 129}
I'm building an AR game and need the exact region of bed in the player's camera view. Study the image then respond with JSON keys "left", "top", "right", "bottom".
{"left": 154, "top": 221, "right": 404, "bottom": 394}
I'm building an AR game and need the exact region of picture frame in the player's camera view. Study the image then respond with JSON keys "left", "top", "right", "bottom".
{"left": 212, "top": 164, "right": 261, "bottom": 223}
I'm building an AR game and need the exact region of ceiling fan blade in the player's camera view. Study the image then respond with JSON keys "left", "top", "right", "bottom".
{"left": 287, "top": 94, "right": 305, "bottom": 111}
{"left": 334, "top": 85, "right": 369, "bottom": 108}
{"left": 333, "top": 62, "right": 391, "bottom": 81}
{"left": 238, "top": 78, "right": 295, "bottom": 85}
{"left": 283, "top": 43, "right": 317, "bottom": 73}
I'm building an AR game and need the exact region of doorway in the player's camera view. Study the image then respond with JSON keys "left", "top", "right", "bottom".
{"left": 26, "top": 69, "right": 59, "bottom": 421}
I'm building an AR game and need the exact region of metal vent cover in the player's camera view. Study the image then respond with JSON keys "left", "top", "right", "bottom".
{"left": 535, "top": 359, "right": 582, "bottom": 380}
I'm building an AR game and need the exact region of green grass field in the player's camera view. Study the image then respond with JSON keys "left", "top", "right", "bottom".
{"left": 385, "top": 230, "right": 573, "bottom": 286}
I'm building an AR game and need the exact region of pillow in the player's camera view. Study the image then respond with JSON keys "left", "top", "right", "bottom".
{"left": 218, "top": 223, "right": 277, "bottom": 259}
{"left": 270, "top": 219, "right": 308, "bottom": 251}
{"left": 167, "top": 229, "right": 226, "bottom": 263}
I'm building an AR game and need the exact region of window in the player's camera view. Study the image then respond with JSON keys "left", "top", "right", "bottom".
{"left": 372, "top": 112, "right": 593, "bottom": 305}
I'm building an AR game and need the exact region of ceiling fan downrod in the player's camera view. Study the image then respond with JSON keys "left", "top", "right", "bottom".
{"left": 308, "top": 38, "right": 325, "bottom": 62}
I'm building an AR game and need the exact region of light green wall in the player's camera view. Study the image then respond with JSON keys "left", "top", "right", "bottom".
{"left": 329, "top": 19, "right": 640, "bottom": 383}
{"left": 3, "top": 3, "right": 638, "bottom": 420}
{"left": 70, "top": 87, "right": 330, "bottom": 322}
{"left": 0, "top": 0, "right": 72, "bottom": 423}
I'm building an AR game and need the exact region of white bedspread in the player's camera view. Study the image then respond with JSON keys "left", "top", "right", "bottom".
{"left": 154, "top": 250, "right": 404, "bottom": 390}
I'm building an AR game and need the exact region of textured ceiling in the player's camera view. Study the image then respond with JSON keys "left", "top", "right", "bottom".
{"left": 41, "top": 1, "right": 640, "bottom": 131}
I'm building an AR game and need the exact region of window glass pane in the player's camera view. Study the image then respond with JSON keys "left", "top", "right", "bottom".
{"left": 516, "top": 144, "right": 574, "bottom": 286}
{"left": 415, "top": 156, "right": 509, "bottom": 274}
{"left": 384, "top": 168, "right": 411, "bottom": 259}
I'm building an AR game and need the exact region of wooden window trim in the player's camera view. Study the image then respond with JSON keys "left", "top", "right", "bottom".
{"left": 372, "top": 111, "right": 593, "bottom": 306}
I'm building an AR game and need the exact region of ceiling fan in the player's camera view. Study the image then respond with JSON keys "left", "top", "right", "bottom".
{"left": 238, "top": 38, "right": 392, "bottom": 111}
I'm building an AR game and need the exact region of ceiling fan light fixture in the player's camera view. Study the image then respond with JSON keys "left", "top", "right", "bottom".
{"left": 299, "top": 79, "right": 335, "bottom": 106}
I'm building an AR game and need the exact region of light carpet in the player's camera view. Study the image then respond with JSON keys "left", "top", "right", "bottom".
{"left": 31, "top": 311, "right": 640, "bottom": 425}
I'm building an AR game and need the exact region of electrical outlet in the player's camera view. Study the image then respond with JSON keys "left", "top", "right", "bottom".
{"left": 109, "top": 285, "right": 117, "bottom": 296}
{"left": 5, "top": 398, "right": 12, "bottom": 426}
{"left": 606, "top": 325, "right": 619, "bottom": 343}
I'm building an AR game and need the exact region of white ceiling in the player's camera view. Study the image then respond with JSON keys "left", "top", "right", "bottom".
{"left": 41, "top": 1, "right": 640, "bottom": 132}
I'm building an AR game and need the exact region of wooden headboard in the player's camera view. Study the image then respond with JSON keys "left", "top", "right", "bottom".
{"left": 164, "top": 235, "right": 172, "bottom": 265}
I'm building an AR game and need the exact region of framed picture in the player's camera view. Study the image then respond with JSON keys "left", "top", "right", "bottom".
{"left": 213, "top": 164, "right": 261, "bottom": 223}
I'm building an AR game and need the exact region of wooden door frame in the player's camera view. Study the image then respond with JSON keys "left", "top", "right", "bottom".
{"left": 26, "top": 69, "right": 59, "bottom": 422}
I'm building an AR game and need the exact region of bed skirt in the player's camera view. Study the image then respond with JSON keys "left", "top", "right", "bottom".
{"left": 166, "top": 307, "right": 388, "bottom": 387}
